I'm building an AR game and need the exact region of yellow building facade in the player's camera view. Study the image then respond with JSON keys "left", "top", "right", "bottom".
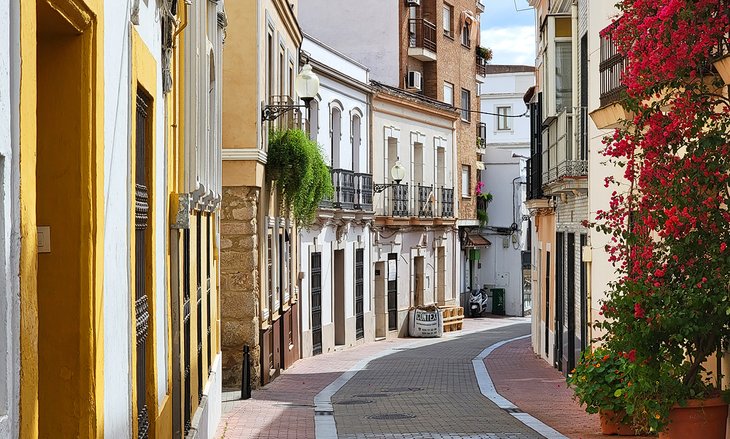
{"left": 8, "top": 0, "right": 226, "bottom": 438}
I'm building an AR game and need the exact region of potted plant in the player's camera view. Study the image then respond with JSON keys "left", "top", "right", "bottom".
{"left": 266, "top": 128, "right": 333, "bottom": 227}
{"left": 592, "top": 1, "right": 730, "bottom": 436}
{"left": 475, "top": 182, "right": 492, "bottom": 227}
{"left": 568, "top": 347, "right": 637, "bottom": 435}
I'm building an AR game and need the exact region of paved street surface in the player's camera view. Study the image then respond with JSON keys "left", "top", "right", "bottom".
{"left": 216, "top": 317, "right": 601, "bottom": 439}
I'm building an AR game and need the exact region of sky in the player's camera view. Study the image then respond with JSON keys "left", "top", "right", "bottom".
{"left": 479, "top": 0, "right": 535, "bottom": 66}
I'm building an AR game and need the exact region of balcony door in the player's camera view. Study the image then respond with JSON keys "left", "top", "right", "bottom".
{"left": 355, "top": 249, "right": 364, "bottom": 340}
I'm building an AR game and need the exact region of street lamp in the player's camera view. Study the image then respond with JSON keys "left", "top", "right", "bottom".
{"left": 261, "top": 63, "right": 320, "bottom": 121}
{"left": 374, "top": 161, "right": 407, "bottom": 193}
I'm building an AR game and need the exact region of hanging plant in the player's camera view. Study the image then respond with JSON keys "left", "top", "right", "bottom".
{"left": 475, "top": 182, "right": 493, "bottom": 227}
{"left": 476, "top": 45, "right": 493, "bottom": 62}
{"left": 266, "top": 128, "right": 333, "bottom": 227}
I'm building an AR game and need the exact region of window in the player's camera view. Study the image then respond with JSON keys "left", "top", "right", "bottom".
{"left": 555, "top": 41, "right": 572, "bottom": 113}
{"left": 461, "top": 22, "right": 471, "bottom": 47}
{"left": 351, "top": 114, "right": 361, "bottom": 172}
{"left": 443, "top": 82, "right": 454, "bottom": 105}
{"left": 330, "top": 106, "right": 341, "bottom": 168}
{"left": 497, "top": 106, "right": 512, "bottom": 131}
{"left": 461, "top": 165, "right": 471, "bottom": 198}
{"left": 443, "top": 4, "right": 453, "bottom": 37}
{"left": 461, "top": 88, "right": 471, "bottom": 121}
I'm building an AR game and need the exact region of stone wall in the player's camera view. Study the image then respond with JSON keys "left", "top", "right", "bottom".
{"left": 220, "top": 185, "right": 261, "bottom": 389}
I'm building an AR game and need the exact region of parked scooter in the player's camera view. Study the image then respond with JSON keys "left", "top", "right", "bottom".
{"left": 468, "top": 287, "right": 489, "bottom": 317}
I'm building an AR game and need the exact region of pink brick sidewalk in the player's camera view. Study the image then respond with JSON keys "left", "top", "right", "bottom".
{"left": 216, "top": 337, "right": 415, "bottom": 439}
{"left": 484, "top": 337, "right": 651, "bottom": 439}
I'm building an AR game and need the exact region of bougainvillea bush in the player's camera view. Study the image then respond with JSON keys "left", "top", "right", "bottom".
{"left": 592, "top": 0, "right": 730, "bottom": 432}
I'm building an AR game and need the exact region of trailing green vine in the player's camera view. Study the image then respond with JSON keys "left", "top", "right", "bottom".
{"left": 266, "top": 129, "right": 333, "bottom": 227}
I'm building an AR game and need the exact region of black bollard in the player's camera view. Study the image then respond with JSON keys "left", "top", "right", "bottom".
{"left": 241, "top": 344, "right": 251, "bottom": 400}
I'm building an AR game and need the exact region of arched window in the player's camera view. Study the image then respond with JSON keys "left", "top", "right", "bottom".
{"left": 351, "top": 113, "right": 361, "bottom": 172}
{"left": 330, "top": 104, "right": 342, "bottom": 168}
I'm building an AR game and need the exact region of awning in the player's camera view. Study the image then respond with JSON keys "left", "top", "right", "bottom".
{"left": 464, "top": 233, "right": 491, "bottom": 248}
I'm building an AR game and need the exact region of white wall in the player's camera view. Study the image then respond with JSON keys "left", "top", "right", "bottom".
{"left": 371, "top": 98, "right": 455, "bottom": 217}
{"left": 480, "top": 71, "right": 533, "bottom": 148}
{"left": 298, "top": 0, "right": 399, "bottom": 86}
{"left": 102, "top": 0, "right": 132, "bottom": 436}
{"left": 587, "top": 2, "right": 620, "bottom": 335}
{"left": 0, "top": 0, "right": 20, "bottom": 436}
{"left": 303, "top": 38, "right": 370, "bottom": 172}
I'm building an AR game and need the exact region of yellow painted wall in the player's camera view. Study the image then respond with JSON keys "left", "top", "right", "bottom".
{"left": 33, "top": 0, "right": 105, "bottom": 437}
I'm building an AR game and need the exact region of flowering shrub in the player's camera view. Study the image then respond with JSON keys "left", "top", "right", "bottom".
{"left": 591, "top": 0, "right": 730, "bottom": 432}
{"left": 568, "top": 348, "right": 632, "bottom": 416}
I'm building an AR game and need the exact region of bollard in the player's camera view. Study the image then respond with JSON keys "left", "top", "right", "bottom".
{"left": 241, "top": 344, "right": 251, "bottom": 400}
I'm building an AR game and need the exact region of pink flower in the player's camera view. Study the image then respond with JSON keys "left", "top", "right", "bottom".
{"left": 634, "top": 303, "right": 645, "bottom": 319}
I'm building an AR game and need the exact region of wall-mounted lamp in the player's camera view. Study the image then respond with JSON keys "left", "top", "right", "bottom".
{"left": 373, "top": 160, "right": 407, "bottom": 193}
{"left": 261, "top": 63, "right": 320, "bottom": 121}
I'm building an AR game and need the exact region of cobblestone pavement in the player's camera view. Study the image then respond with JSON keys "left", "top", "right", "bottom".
{"left": 216, "top": 317, "right": 536, "bottom": 439}
{"left": 331, "top": 323, "right": 541, "bottom": 439}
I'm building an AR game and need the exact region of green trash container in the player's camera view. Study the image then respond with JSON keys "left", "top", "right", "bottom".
{"left": 491, "top": 288, "right": 505, "bottom": 315}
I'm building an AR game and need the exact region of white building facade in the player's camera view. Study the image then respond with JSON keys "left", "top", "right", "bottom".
{"left": 298, "top": 35, "right": 375, "bottom": 357}
{"left": 370, "top": 85, "right": 459, "bottom": 337}
{"left": 474, "top": 66, "right": 534, "bottom": 317}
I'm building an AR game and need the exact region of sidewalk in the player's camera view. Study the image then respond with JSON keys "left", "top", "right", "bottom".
{"left": 484, "top": 338, "right": 651, "bottom": 439}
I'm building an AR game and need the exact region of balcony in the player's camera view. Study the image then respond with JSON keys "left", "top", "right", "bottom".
{"left": 476, "top": 53, "right": 488, "bottom": 76}
{"left": 380, "top": 184, "right": 455, "bottom": 220}
{"left": 320, "top": 169, "right": 374, "bottom": 212}
{"left": 541, "top": 110, "right": 588, "bottom": 196}
{"left": 476, "top": 0, "right": 485, "bottom": 13}
{"left": 589, "top": 22, "right": 632, "bottom": 130}
{"left": 408, "top": 18, "right": 437, "bottom": 62}
{"left": 476, "top": 122, "right": 486, "bottom": 149}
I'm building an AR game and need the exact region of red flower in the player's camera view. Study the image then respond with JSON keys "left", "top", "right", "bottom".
{"left": 634, "top": 302, "right": 645, "bottom": 319}
{"left": 627, "top": 349, "right": 637, "bottom": 363}
{"left": 721, "top": 243, "right": 727, "bottom": 253}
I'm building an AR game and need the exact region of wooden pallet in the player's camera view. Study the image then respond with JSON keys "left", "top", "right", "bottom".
{"left": 440, "top": 306, "right": 464, "bottom": 332}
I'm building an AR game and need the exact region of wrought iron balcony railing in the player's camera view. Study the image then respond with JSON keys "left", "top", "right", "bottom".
{"left": 476, "top": 53, "right": 488, "bottom": 76}
{"left": 319, "top": 170, "right": 374, "bottom": 212}
{"left": 440, "top": 187, "right": 454, "bottom": 218}
{"left": 417, "top": 185, "right": 435, "bottom": 217}
{"left": 389, "top": 184, "right": 409, "bottom": 217}
{"left": 355, "top": 173, "right": 373, "bottom": 211}
{"left": 331, "top": 169, "right": 355, "bottom": 210}
{"left": 541, "top": 110, "right": 587, "bottom": 186}
{"left": 409, "top": 18, "right": 437, "bottom": 52}
{"left": 599, "top": 22, "right": 628, "bottom": 108}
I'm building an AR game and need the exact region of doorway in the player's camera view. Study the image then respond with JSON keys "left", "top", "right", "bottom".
{"left": 374, "top": 261, "right": 386, "bottom": 338}
{"left": 414, "top": 256, "right": 424, "bottom": 306}
{"left": 387, "top": 253, "right": 398, "bottom": 331}
{"left": 311, "top": 252, "right": 322, "bottom": 355}
{"left": 334, "top": 249, "right": 346, "bottom": 346}
{"left": 436, "top": 247, "right": 445, "bottom": 305}
{"left": 355, "top": 249, "right": 364, "bottom": 340}
{"left": 36, "top": 1, "right": 97, "bottom": 435}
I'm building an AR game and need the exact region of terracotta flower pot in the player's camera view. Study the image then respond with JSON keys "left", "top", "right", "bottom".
{"left": 658, "top": 397, "right": 728, "bottom": 439}
{"left": 600, "top": 410, "right": 636, "bottom": 436}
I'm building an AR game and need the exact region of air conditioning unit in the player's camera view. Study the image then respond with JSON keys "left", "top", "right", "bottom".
{"left": 406, "top": 0, "right": 421, "bottom": 6}
{"left": 406, "top": 71, "right": 422, "bottom": 91}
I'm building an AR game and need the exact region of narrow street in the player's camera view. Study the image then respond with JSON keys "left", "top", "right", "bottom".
{"left": 217, "top": 319, "right": 579, "bottom": 439}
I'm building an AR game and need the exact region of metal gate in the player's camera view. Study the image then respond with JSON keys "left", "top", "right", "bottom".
{"left": 183, "top": 228, "right": 192, "bottom": 434}
{"left": 134, "top": 94, "right": 150, "bottom": 439}
{"left": 387, "top": 253, "right": 397, "bottom": 331}
{"left": 196, "top": 213, "right": 203, "bottom": 401}
{"left": 311, "top": 252, "right": 322, "bottom": 355}
{"left": 555, "top": 232, "right": 564, "bottom": 371}
{"left": 355, "top": 249, "right": 364, "bottom": 340}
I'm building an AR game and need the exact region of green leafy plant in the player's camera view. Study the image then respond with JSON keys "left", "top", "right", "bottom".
{"left": 476, "top": 45, "right": 493, "bottom": 62}
{"left": 475, "top": 181, "right": 492, "bottom": 227}
{"left": 266, "top": 128, "right": 333, "bottom": 227}
{"left": 568, "top": 347, "right": 633, "bottom": 416}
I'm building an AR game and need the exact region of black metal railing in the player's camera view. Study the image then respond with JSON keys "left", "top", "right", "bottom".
{"left": 476, "top": 122, "right": 487, "bottom": 147}
{"left": 527, "top": 157, "right": 543, "bottom": 200}
{"left": 599, "top": 22, "right": 628, "bottom": 108}
{"left": 417, "top": 184, "right": 435, "bottom": 217}
{"left": 409, "top": 18, "right": 437, "bottom": 52}
{"left": 476, "top": 53, "right": 488, "bottom": 76}
{"left": 320, "top": 170, "right": 373, "bottom": 211}
{"left": 355, "top": 173, "right": 373, "bottom": 211}
{"left": 440, "top": 187, "right": 454, "bottom": 218}
{"left": 332, "top": 168, "right": 355, "bottom": 210}
{"left": 390, "top": 184, "right": 409, "bottom": 217}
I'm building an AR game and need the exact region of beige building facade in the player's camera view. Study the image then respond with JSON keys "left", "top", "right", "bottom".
{"left": 221, "top": 0, "right": 303, "bottom": 390}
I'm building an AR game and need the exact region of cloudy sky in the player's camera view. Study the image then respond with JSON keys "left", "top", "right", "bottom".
{"left": 479, "top": 0, "right": 535, "bottom": 66}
